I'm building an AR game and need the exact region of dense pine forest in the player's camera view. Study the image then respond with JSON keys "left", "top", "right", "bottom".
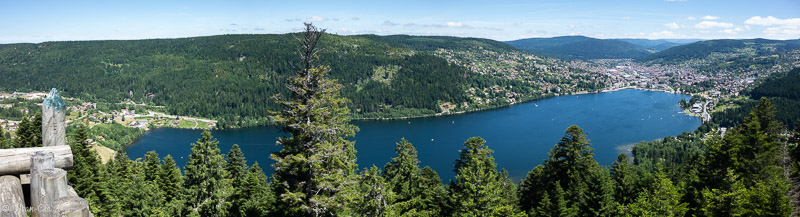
{"left": 3, "top": 24, "right": 798, "bottom": 217}
{"left": 0, "top": 33, "right": 473, "bottom": 127}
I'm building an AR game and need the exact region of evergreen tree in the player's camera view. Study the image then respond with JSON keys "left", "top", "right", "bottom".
{"left": 183, "top": 130, "right": 229, "bottom": 217}
{"left": 382, "top": 138, "right": 445, "bottom": 216}
{"left": 533, "top": 181, "right": 575, "bottom": 217}
{"left": 580, "top": 164, "right": 616, "bottom": 216}
{"left": 226, "top": 144, "right": 248, "bottom": 217}
{"left": 351, "top": 165, "right": 396, "bottom": 217}
{"left": 240, "top": 162, "right": 274, "bottom": 217}
{"left": 520, "top": 125, "right": 613, "bottom": 217}
{"left": 29, "top": 112, "right": 43, "bottom": 146}
{"left": 67, "top": 125, "right": 103, "bottom": 212}
{"left": 418, "top": 166, "right": 449, "bottom": 216}
{"left": 0, "top": 128, "right": 9, "bottom": 148}
{"left": 158, "top": 155, "right": 183, "bottom": 200}
{"left": 519, "top": 165, "right": 547, "bottom": 212}
{"left": 728, "top": 97, "right": 782, "bottom": 184}
{"left": 701, "top": 169, "right": 750, "bottom": 216}
{"left": 159, "top": 155, "right": 186, "bottom": 215}
{"left": 96, "top": 163, "right": 120, "bottom": 216}
{"left": 99, "top": 151, "right": 135, "bottom": 216}
{"left": 119, "top": 161, "right": 168, "bottom": 216}
{"left": 610, "top": 153, "right": 637, "bottom": 205}
{"left": 270, "top": 23, "right": 359, "bottom": 217}
{"left": 619, "top": 168, "right": 687, "bottom": 217}
{"left": 449, "top": 137, "right": 512, "bottom": 216}
{"left": 144, "top": 151, "right": 161, "bottom": 182}
{"left": 14, "top": 115, "right": 32, "bottom": 147}
{"left": 226, "top": 144, "right": 248, "bottom": 183}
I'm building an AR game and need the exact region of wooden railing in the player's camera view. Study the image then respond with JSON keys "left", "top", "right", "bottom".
{"left": 1, "top": 89, "right": 92, "bottom": 217}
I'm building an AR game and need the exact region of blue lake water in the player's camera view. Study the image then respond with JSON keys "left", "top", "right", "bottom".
{"left": 126, "top": 89, "right": 701, "bottom": 181}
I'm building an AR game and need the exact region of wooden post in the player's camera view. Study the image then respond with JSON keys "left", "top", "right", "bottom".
{"left": 38, "top": 168, "right": 70, "bottom": 205}
{"left": 30, "top": 151, "right": 54, "bottom": 217}
{"left": 42, "top": 88, "right": 66, "bottom": 147}
{"left": 53, "top": 197, "right": 92, "bottom": 217}
{"left": 0, "top": 175, "right": 26, "bottom": 217}
{"left": 0, "top": 146, "right": 73, "bottom": 176}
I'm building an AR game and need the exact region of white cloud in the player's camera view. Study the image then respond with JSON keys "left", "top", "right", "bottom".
{"left": 695, "top": 21, "right": 734, "bottom": 29}
{"left": 687, "top": 16, "right": 696, "bottom": 20}
{"left": 422, "top": 22, "right": 472, "bottom": 28}
{"left": 744, "top": 16, "right": 800, "bottom": 26}
{"left": 746, "top": 16, "right": 800, "bottom": 38}
{"left": 702, "top": 15, "right": 720, "bottom": 20}
{"left": 623, "top": 16, "right": 631, "bottom": 20}
{"left": 665, "top": 22, "right": 680, "bottom": 30}
{"left": 446, "top": 22, "right": 465, "bottom": 27}
{"left": 307, "top": 16, "right": 327, "bottom": 22}
{"left": 719, "top": 25, "right": 750, "bottom": 34}
{"left": 383, "top": 21, "right": 400, "bottom": 26}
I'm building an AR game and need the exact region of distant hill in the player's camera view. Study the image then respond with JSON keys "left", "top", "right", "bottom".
{"left": 637, "top": 38, "right": 800, "bottom": 63}
{"left": 355, "top": 34, "right": 518, "bottom": 53}
{"left": 612, "top": 38, "right": 701, "bottom": 51}
{"left": 505, "top": 36, "right": 652, "bottom": 60}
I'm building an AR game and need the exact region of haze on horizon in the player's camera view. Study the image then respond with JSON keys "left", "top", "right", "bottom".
{"left": 1, "top": 0, "right": 798, "bottom": 44}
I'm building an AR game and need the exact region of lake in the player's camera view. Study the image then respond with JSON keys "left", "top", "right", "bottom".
{"left": 126, "top": 89, "right": 701, "bottom": 181}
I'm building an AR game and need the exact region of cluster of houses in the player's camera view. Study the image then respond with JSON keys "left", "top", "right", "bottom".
{"left": 570, "top": 59, "right": 781, "bottom": 99}
{"left": 690, "top": 102, "right": 704, "bottom": 114}
{"left": 0, "top": 119, "right": 21, "bottom": 132}
{"left": 0, "top": 91, "right": 48, "bottom": 100}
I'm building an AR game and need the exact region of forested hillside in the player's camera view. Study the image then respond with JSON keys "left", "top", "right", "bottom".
{"left": 0, "top": 34, "right": 514, "bottom": 127}
{"left": 355, "top": 34, "right": 518, "bottom": 52}
{"left": 0, "top": 34, "right": 611, "bottom": 128}
{"left": 612, "top": 38, "right": 698, "bottom": 51}
{"left": 636, "top": 38, "right": 800, "bottom": 64}
{"left": 713, "top": 68, "right": 800, "bottom": 129}
{"left": 505, "top": 36, "right": 652, "bottom": 60}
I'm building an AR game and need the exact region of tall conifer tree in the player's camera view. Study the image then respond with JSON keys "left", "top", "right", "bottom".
{"left": 449, "top": 137, "right": 514, "bottom": 216}
{"left": 226, "top": 144, "right": 248, "bottom": 217}
{"left": 183, "top": 130, "right": 229, "bottom": 216}
{"left": 270, "top": 23, "right": 359, "bottom": 217}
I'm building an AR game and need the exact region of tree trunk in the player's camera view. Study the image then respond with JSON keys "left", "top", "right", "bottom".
{"left": 0, "top": 146, "right": 73, "bottom": 176}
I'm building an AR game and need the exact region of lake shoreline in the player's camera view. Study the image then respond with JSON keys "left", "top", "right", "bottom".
{"left": 352, "top": 85, "right": 683, "bottom": 122}
{"left": 125, "top": 89, "right": 702, "bottom": 180}
{"left": 123, "top": 85, "right": 688, "bottom": 151}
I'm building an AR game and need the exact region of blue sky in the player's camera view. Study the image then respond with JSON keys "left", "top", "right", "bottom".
{"left": 1, "top": 0, "right": 798, "bottom": 43}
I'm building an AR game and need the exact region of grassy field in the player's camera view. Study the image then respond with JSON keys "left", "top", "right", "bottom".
{"left": 92, "top": 145, "right": 116, "bottom": 164}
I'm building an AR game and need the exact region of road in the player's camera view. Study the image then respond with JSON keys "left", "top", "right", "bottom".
{"left": 701, "top": 101, "right": 712, "bottom": 122}
{"left": 132, "top": 111, "right": 217, "bottom": 123}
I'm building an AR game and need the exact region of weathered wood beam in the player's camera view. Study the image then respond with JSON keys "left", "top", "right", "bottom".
{"left": 0, "top": 175, "right": 26, "bottom": 217}
{"left": 0, "top": 146, "right": 73, "bottom": 176}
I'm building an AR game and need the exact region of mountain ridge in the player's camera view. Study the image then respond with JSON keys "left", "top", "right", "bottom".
{"left": 505, "top": 36, "right": 653, "bottom": 60}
